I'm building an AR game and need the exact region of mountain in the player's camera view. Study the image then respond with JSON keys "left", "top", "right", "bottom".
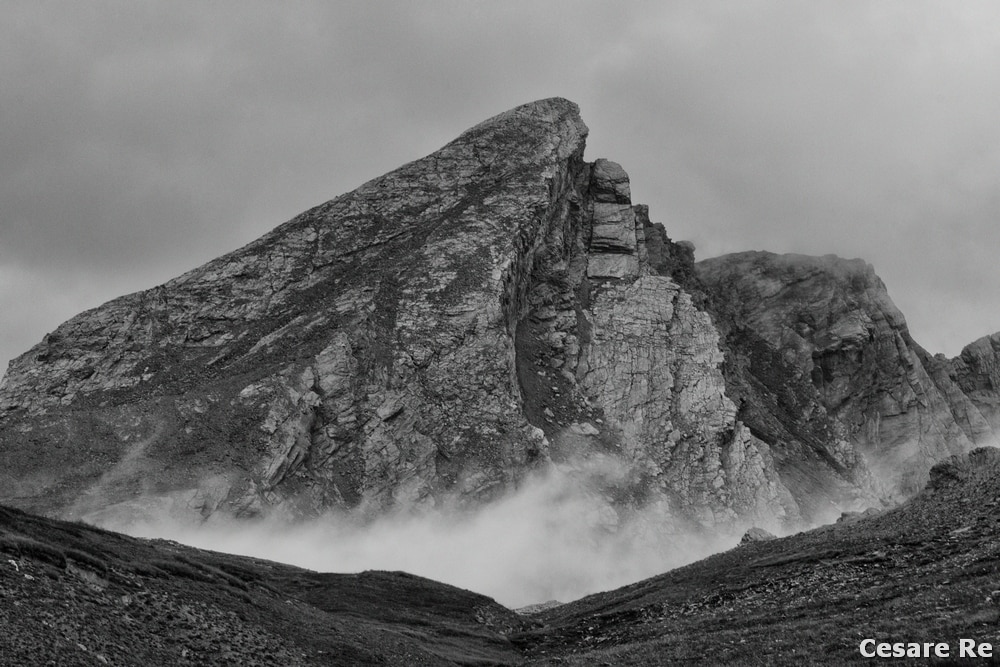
{"left": 3, "top": 446, "right": 998, "bottom": 665}
{"left": 1, "top": 98, "right": 998, "bottom": 536}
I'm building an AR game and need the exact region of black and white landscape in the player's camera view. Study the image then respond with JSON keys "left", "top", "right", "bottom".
{"left": 3, "top": 4, "right": 1000, "bottom": 665}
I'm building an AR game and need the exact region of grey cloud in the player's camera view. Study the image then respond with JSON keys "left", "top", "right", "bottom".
{"left": 4, "top": 1, "right": 1000, "bottom": 374}
{"left": 579, "top": 2, "right": 1000, "bottom": 354}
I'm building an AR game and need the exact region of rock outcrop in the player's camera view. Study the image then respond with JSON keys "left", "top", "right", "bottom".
{"left": 1, "top": 98, "right": 995, "bottom": 535}
{"left": 739, "top": 526, "right": 776, "bottom": 544}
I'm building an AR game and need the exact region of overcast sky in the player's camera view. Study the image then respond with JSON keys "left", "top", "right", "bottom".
{"left": 4, "top": 1, "right": 1000, "bottom": 376}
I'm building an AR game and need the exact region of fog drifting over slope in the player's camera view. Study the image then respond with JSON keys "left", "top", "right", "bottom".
{"left": 103, "top": 457, "right": 744, "bottom": 608}
{"left": 85, "top": 440, "right": 954, "bottom": 607}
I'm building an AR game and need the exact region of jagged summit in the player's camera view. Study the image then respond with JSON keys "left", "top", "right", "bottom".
{"left": 457, "top": 96, "right": 586, "bottom": 143}
{"left": 1, "top": 99, "right": 996, "bottom": 536}
{"left": 0, "top": 97, "right": 588, "bottom": 409}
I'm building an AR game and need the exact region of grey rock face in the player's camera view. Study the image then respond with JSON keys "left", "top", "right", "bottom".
{"left": 586, "top": 160, "right": 640, "bottom": 280}
{"left": 580, "top": 275, "right": 798, "bottom": 526}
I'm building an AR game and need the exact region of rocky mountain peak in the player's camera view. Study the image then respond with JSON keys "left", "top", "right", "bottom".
{"left": 457, "top": 96, "right": 587, "bottom": 151}
{"left": 1, "top": 99, "right": 997, "bottom": 539}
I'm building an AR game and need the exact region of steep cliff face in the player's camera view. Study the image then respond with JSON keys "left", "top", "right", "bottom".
{"left": 513, "top": 161, "right": 801, "bottom": 529}
{"left": 10, "top": 99, "right": 979, "bottom": 534}
{"left": 697, "top": 251, "right": 999, "bottom": 500}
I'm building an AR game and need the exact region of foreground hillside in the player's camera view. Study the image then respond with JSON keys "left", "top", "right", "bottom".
{"left": 516, "top": 447, "right": 1000, "bottom": 665}
{"left": 3, "top": 447, "right": 999, "bottom": 665}
{"left": 0, "top": 505, "right": 528, "bottom": 666}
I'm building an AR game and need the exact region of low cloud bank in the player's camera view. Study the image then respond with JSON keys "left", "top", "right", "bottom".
{"left": 89, "top": 439, "right": 993, "bottom": 607}
{"left": 102, "top": 457, "right": 741, "bottom": 608}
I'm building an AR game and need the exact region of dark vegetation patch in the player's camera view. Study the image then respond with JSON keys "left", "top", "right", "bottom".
{"left": 0, "top": 533, "right": 68, "bottom": 569}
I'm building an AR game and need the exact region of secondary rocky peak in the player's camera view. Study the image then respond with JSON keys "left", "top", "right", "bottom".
{"left": 698, "top": 250, "right": 997, "bottom": 500}
{"left": 698, "top": 251, "right": 904, "bottom": 342}
{"left": 947, "top": 333, "right": 1000, "bottom": 430}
